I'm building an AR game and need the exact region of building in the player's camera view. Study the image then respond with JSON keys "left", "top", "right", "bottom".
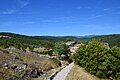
{"left": 66, "top": 41, "right": 83, "bottom": 54}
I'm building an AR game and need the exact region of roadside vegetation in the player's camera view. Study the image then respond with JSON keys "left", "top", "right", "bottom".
{"left": 0, "top": 33, "right": 72, "bottom": 80}
{"left": 74, "top": 40, "right": 120, "bottom": 79}
{"left": 54, "top": 41, "right": 69, "bottom": 59}
{"left": 0, "top": 32, "right": 120, "bottom": 80}
{"left": 66, "top": 65, "right": 99, "bottom": 80}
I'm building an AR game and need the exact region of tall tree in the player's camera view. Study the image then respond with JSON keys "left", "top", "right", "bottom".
{"left": 54, "top": 41, "right": 69, "bottom": 59}
{"left": 74, "top": 40, "right": 120, "bottom": 79}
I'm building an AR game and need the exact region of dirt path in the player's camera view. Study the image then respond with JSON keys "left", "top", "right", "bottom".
{"left": 53, "top": 62, "right": 74, "bottom": 80}
{"left": 65, "top": 65, "right": 99, "bottom": 80}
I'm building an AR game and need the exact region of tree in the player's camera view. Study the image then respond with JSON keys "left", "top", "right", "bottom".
{"left": 21, "top": 44, "right": 27, "bottom": 51}
{"left": 15, "top": 43, "right": 21, "bottom": 49}
{"left": 29, "top": 45, "right": 35, "bottom": 52}
{"left": 74, "top": 40, "right": 120, "bottom": 79}
{"left": 111, "top": 46, "right": 120, "bottom": 59}
{"left": 14, "top": 43, "right": 27, "bottom": 51}
{"left": 54, "top": 41, "right": 69, "bottom": 59}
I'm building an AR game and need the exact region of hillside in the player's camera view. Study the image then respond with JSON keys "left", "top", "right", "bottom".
{"left": 0, "top": 32, "right": 120, "bottom": 80}
{"left": 0, "top": 48, "right": 60, "bottom": 80}
{"left": 80, "top": 34, "right": 120, "bottom": 47}
{"left": 0, "top": 32, "right": 120, "bottom": 47}
{"left": 0, "top": 32, "right": 78, "bottom": 41}
{"left": 0, "top": 32, "right": 79, "bottom": 49}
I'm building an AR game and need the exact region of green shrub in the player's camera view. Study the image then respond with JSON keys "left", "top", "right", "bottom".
{"left": 74, "top": 40, "right": 120, "bottom": 79}
{"left": 116, "top": 72, "right": 120, "bottom": 79}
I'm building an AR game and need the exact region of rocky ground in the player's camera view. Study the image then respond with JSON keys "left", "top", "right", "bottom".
{"left": 0, "top": 48, "right": 60, "bottom": 80}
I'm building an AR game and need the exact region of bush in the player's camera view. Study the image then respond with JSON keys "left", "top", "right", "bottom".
{"left": 54, "top": 41, "right": 69, "bottom": 59}
{"left": 50, "top": 58, "right": 61, "bottom": 67}
{"left": 74, "top": 40, "right": 120, "bottom": 79}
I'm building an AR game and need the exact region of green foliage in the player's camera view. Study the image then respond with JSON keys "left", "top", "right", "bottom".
{"left": 80, "top": 34, "right": 120, "bottom": 47}
{"left": 0, "top": 33, "right": 54, "bottom": 49}
{"left": 0, "top": 38, "right": 12, "bottom": 48}
{"left": 111, "top": 46, "right": 120, "bottom": 59}
{"left": 14, "top": 43, "right": 27, "bottom": 51}
{"left": 48, "top": 49, "right": 53, "bottom": 56}
{"left": 28, "top": 45, "right": 35, "bottom": 51}
{"left": 94, "top": 34, "right": 120, "bottom": 47}
{"left": 50, "top": 58, "right": 60, "bottom": 64}
{"left": 74, "top": 40, "right": 120, "bottom": 79}
{"left": 54, "top": 41, "right": 69, "bottom": 57}
{"left": 116, "top": 72, "right": 120, "bottom": 79}
{"left": 36, "top": 50, "right": 53, "bottom": 56}
{"left": 0, "top": 32, "right": 80, "bottom": 50}
{"left": 0, "top": 32, "right": 120, "bottom": 48}
{"left": 38, "top": 50, "right": 49, "bottom": 55}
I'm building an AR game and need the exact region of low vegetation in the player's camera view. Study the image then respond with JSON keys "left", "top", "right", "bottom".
{"left": 80, "top": 34, "right": 120, "bottom": 47}
{"left": 74, "top": 40, "right": 120, "bottom": 79}
{"left": 0, "top": 32, "right": 120, "bottom": 80}
{"left": 0, "top": 48, "right": 60, "bottom": 80}
{"left": 66, "top": 65, "right": 99, "bottom": 80}
{"left": 54, "top": 41, "right": 69, "bottom": 58}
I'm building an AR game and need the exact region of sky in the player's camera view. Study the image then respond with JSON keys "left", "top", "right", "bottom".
{"left": 0, "top": 0, "right": 120, "bottom": 36}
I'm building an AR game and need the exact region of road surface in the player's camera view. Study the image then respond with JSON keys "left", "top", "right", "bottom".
{"left": 53, "top": 62, "right": 74, "bottom": 80}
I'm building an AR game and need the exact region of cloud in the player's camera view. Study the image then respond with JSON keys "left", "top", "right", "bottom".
{"left": 94, "top": 14, "right": 105, "bottom": 18}
{"left": 83, "top": 24, "right": 97, "bottom": 27}
{"left": 55, "top": 16, "right": 76, "bottom": 20}
{"left": 66, "top": 21, "right": 81, "bottom": 23}
{"left": 42, "top": 20, "right": 59, "bottom": 23}
{"left": 103, "top": 8, "right": 112, "bottom": 13}
{"left": 17, "top": 0, "right": 30, "bottom": 8}
{"left": 0, "top": 0, "right": 30, "bottom": 15}
{"left": 103, "top": 8, "right": 110, "bottom": 11}
{"left": 42, "top": 16, "right": 77, "bottom": 23}
{"left": 88, "top": 14, "right": 105, "bottom": 19}
{"left": 0, "top": 9, "right": 15, "bottom": 14}
{"left": 103, "top": 8, "right": 112, "bottom": 11}
{"left": 77, "top": 6, "right": 91, "bottom": 9}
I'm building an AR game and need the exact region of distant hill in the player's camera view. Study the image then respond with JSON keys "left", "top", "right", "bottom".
{"left": 0, "top": 32, "right": 78, "bottom": 41}
{"left": 0, "top": 32, "right": 79, "bottom": 48}
{"left": 75, "top": 35, "right": 97, "bottom": 38}
{"left": 0, "top": 32, "right": 120, "bottom": 47}
{"left": 91, "top": 34, "right": 120, "bottom": 47}
{"left": 80, "top": 34, "right": 120, "bottom": 47}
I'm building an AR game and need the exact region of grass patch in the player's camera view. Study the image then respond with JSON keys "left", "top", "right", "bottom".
{"left": 66, "top": 65, "right": 99, "bottom": 80}
{"left": 0, "top": 48, "right": 60, "bottom": 80}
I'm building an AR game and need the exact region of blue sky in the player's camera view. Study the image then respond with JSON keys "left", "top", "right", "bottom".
{"left": 0, "top": 0, "right": 120, "bottom": 36}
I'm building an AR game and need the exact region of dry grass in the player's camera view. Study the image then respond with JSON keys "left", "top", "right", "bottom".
{"left": 66, "top": 65, "right": 100, "bottom": 80}
{"left": 17, "top": 52, "right": 59, "bottom": 71}
{"left": 0, "top": 48, "right": 60, "bottom": 80}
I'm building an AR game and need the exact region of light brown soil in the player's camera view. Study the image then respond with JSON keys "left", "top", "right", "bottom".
{"left": 66, "top": 65, "right": 100, "bottom": 80}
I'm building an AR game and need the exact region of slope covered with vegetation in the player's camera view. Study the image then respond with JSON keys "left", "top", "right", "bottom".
{"left": 0, "top": 32, "right": 79, "bottom": 49}
{"left": 74, "top": 40, "right": 120, "bottom": 79}
{"left": 91, "top": 34, "right": 120, "bottom": 47}
{"left": 0, "top": 32, "right": 120, "bottom": 80}
{"left": 0, "top": 48, "right": 60, "bottom": 80}
{"left": 79, "top": 34, "right": 120, "bottom": 47}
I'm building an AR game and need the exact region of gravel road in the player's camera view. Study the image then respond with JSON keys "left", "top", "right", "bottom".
{"left": 53, "top": 62, "right": 74, "bottom": 80}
